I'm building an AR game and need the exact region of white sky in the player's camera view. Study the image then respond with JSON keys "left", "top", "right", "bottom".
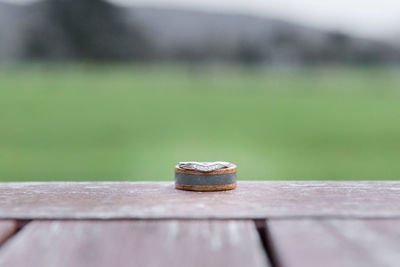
{"left": 5, "top": 0, "right": 400, "bottom": 40}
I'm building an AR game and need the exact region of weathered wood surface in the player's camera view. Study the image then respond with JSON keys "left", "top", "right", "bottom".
{"left": 0, "top": 182, "right": 400, "bottom": 219}
{"left": 0, "top": 220, "right": 269, "bottom": 267}
{"left": 266, "top": 219, "right": 400, "bottom": 267}
{"left": 0, "top": 221, "right": 16, "bottom": 246}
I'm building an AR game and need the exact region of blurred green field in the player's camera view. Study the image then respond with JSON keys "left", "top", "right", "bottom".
{"left": 1, "top": 64, "right": 400, "bottom": 181}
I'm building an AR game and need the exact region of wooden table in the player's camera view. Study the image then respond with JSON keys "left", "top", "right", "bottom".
{"left": 0, "top": 181, "right": 399, "bottom": 267}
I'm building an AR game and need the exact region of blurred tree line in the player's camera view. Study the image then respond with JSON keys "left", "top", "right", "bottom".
{"left": 24, "top": 0, "right": 149, "bottom": 61}
{"left": 1, "top": 0, "right": 399, "bottom": 64}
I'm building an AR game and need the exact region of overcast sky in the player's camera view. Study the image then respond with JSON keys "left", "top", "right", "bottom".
{"left": 5, "top": 0, "right": 400, "bottom": 40}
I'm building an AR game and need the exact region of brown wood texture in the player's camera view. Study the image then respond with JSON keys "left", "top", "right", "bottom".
{"left": 0, "top": 221, "right": 16, "bottom": 247}
{"left": 266, "top": 219, "right": 400, "bottom": 267}
{"left": 175, "top": 183, "right": 237, "bottom": 191}
{"left": 0, "top": 220, "right": 269, "bottom": 267}
{"left": 1, "top": 182, "right": 400, "bottom": 219}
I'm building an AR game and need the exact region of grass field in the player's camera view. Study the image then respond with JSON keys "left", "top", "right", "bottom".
{"left": 1, "top": 64, "right": 400, "bottom": 181}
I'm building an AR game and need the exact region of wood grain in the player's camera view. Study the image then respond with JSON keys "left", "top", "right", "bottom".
{"left": 0, "top": 221, "right": 16, "bottom": 247}
{"left": 0, "top": 182, "right": 400, "bottom": 219}
{"left": 0, "top": 220, "right": 269, "bottom": 267}
{"left": 266, "top": 219, "right": 400, "bottom": 267}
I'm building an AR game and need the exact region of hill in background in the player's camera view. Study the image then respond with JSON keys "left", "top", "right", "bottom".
{"left": 0, "top": 0, "right": 400, "bottom": 64}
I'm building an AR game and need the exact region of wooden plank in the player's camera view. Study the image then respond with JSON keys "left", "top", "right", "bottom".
{"left": 266, "top": 219, "right": 400, "bottom": 267}
{"left": 0, "top": 221, "right": 16, "bottom": 247}
{"left": 0, "top": 220, "right": 269, "bottom": 267}
{"left": 0, "top": 182, "right": 400, "bottom": 219}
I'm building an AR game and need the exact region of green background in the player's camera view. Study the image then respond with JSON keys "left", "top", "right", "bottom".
{"left": 1, "top": 64, "right": 400, "bottom": 181}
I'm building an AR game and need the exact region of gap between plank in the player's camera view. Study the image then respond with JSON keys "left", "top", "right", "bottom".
{"left": 254, "top": 219, "right": 282, "bottom": 267}
{"left": 0, "top": 220, "right": 31, "bottom": 249}
{"left": 4, "top": 217, "right": 398, "bottom": 221}
{"left": 15, "top": 220, "right": 31, "bottom": 232}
